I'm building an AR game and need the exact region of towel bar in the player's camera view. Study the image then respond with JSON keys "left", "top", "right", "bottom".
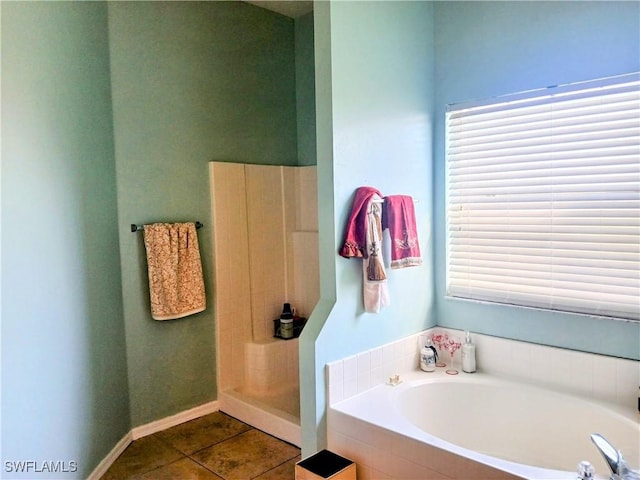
{"left": 130, "top": 221, "right": 203, "bottom": 232}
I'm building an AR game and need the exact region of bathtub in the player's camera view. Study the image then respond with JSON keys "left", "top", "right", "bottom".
{"left": 327, "top": 370, "right": 639, "bottom": 480}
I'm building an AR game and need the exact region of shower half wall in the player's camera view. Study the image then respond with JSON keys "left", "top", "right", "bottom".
{"left": 209, "top": 161, "right": 318, "bottom": 446}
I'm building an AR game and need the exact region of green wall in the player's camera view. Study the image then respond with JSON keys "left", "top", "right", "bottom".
{"left": 296, "top": 11, "right": 317, "bottom": 166}
{"left": 433, "top": 1, "right": 640, "bottom": 360}
{"left": 301, "top": 0, "right": 436, "bottom": 456}
{"left": 2, "top": 1, "right": 312, "bottom": 474}
{"left": 108, "top": 1, "right": 299, "bottom": 426}
{"left": 7, "top": 0, "right": 636, "bottom": 473}
{"left": 1, "top": 2, "right": 130, "bottom": 478}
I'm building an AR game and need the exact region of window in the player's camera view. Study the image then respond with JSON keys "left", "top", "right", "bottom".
{"left": 446, "top": 73, "right": 640, "bottom": 321}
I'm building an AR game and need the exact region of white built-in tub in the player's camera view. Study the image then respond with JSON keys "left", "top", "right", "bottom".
{"left": 328, "top": 370, "right": 639, "bottom": 480}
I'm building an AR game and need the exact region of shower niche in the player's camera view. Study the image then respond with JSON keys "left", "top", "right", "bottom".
{"left": 209, "top": 161, "right": 319, "bottom": 446}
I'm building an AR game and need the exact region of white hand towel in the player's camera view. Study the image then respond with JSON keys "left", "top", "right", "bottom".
{"left": 363, "top": 195, "right": 389, "bottom": 313}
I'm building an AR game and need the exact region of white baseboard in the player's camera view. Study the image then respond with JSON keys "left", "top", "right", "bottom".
{"left": 86, "top": 432, "right": 132, "bottom": 480}
{"left": 86, "top": 400, "right": 219, "bottom": 479}
{"left": 131, "top": 400, "right": 220, "bottom": 440}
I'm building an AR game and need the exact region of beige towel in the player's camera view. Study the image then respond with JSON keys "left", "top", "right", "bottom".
{"left": 143, "top": 222, "right": 206, "bottom": 320}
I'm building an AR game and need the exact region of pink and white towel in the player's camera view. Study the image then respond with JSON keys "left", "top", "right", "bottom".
{"left": 340, "top": 187, "right": 389, "bottom": 313}
{"left": 340, "top": 186, "right": 383, "bottom": 259}
{"left": 382, "top": 195, "right": 422, "bottom": 269}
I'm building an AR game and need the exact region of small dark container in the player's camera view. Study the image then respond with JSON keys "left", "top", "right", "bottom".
{"left": 295, "top": 449, "right": 356, "bottom": 479}
{"left": 273, "top": 317, "right": 307, "bottom": 339}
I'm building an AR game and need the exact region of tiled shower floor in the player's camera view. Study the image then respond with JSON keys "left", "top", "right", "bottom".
{"left": 100, "top": 412, "right": 300, "bottom": 479}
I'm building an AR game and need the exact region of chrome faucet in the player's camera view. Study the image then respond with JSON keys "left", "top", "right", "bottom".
{"left": 590, "top": 433, "right": 640, "bottom": 480}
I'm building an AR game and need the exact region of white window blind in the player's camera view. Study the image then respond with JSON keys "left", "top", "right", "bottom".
{"left": 446, "top": 73, "right": 640, "bottom": 321}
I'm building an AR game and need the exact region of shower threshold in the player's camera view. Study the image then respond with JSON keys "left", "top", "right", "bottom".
{"left": 219, "top": 384, "right": 301, "bottom": 447}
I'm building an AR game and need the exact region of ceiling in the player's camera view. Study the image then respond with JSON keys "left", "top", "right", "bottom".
{"left": 244, "top": 1, "right": 313, "bottom": 18}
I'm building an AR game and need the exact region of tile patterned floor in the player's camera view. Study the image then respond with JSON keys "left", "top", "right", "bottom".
{"left": 101, "top": 412, "right": 300, "bottom": 480}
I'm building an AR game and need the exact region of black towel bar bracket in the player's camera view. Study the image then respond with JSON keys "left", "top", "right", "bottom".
{"left": 130, "top": 221, "right": 204, "bottom": 233}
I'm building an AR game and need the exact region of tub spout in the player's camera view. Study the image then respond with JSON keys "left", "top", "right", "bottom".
{"left": 590, "top": 434, "right": 640, "bottom": 480}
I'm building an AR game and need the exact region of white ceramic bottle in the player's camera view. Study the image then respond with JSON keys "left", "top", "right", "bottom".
{"left": 462, "top": 331, "right": 476, "bottom": 373}
{"left": 420, "top": 338, "right": 437, "bottom": 372}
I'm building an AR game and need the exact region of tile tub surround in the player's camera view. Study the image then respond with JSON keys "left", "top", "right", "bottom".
{"left": 328, "top": 398, "right": 520, "bottom": 480}
{"left": 326, "top": 328, "right": 640, "bottom": 409}
{"left": 326, "top": 331, "right": 639, "bottom": 480}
